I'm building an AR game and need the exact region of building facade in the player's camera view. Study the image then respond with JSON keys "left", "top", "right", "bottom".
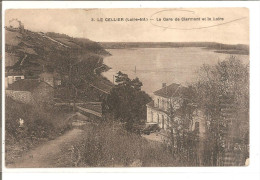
{"left": 5, "top": 73, "right": 25, "bottom": 89}
{"left": 146, "top": 83, "right": 183, "bottom": 130}
{"left": 146, "top": 83, "right": 206, "bottom": 134}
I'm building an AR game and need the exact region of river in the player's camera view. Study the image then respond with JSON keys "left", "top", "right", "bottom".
{"left": 102, "top": 47, "right": 249, "bottom": 95}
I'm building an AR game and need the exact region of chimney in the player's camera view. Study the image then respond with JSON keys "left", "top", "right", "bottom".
{"left": 162, "top": 83, "right": 167, "bottom": 94}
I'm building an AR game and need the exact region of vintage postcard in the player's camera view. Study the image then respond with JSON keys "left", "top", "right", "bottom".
{"left": 3, "top": 7, "right": 249, "bottom": 168}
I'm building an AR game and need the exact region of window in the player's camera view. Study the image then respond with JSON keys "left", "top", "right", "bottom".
{"left": 15, "top": 77, "right": 22, "bottom": 81}
{"left": 157, "top": 114, "right": 159, "bottom": 123}
{"left": 151, "top": 112, "right": 153, "bottom": 122}
{"left": 157, "top": 98, "right": 160, "bottom": 108}
{"left": 195, "top": 122, "right": 200, "bottom": 132}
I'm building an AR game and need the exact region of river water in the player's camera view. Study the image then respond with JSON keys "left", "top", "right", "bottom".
{"left": 103, "top": 47, "right": 249, "bottom": 95}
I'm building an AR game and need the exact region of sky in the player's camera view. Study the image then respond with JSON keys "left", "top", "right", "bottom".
{"left": 5, "top": 8, "right": 249, "bottom": 44}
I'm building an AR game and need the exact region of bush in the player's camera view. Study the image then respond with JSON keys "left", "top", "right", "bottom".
{"left": 60, "top": 122, "right": 178, "bottom": 167}
{"left": 5, "top": 96, "right": 73, "bottom": 164}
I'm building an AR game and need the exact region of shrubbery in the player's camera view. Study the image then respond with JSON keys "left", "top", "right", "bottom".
{"left": 5, "top": 96, "right": 73, "bottom": 164}
{"left": 59, "top": 122, "right": 178, "bottom": 167}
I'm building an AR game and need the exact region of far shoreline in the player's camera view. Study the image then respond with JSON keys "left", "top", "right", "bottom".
{"left": 100, "top": 42, "right": 249, "bottom": 56}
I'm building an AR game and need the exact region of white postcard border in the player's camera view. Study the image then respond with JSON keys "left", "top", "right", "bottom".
{"left": 1, "top": 1, "right": 260, "bottom": 179}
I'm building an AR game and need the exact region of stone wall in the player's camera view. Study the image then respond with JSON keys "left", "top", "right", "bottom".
{"left": 6, "top": 82, "right": 54, "bottom": 106}
{"left": 5, "top": 90, "right": 34, "bottom": 104}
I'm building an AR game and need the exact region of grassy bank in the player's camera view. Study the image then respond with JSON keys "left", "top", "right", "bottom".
{"left": 5, "top": 96, "right": 73, "bottom": 165}
{"left": 57, "top": 122, "right": 179, "bottom": 167}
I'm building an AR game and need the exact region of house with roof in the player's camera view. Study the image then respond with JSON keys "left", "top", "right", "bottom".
{"left": 5, "top": 72, "right": 25, "bottom": 89}
{"left": 5, "top": 71, "right": 60, "bottom": 105}
{"left": 146, "top": 83, "right": 206, "bottom": 135}
{"left": 6, "top": 78, "right": 54, "bottom": 105}
{"left": 146, "top": 83, "right": 183, "bottom": 130}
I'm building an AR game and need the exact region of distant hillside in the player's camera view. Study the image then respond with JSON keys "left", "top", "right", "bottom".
{"left": 5, "top": 27, "right": 110, "bottom": 78}
{"left": 45, "top": 32, "right": 110, "bottom": 55}
{"left": 100, "top": 42, "right": 249, "bottom": 55}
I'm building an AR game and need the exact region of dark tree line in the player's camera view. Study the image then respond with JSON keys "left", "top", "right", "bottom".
{"left": 104, "top": 71, "right": 152, "bottom": 131}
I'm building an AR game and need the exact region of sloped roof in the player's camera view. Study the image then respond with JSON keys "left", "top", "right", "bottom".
{"left": 7, "top": 79, "right": 40, "bottom": 92}
{"left": 154, "top": 83, "right": 189, "bottom": 98}
{"left": 146, "top": 100, "right": 154, "bottom": 107}
{"left": 78, "top": 103, "right": 102, "bottom": 114}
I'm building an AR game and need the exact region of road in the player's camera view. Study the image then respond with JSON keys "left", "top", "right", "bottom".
{"left": 7, "top": 128, "right": 84, "bottom": 168}
{"left": 38, "top": 32, "right": 70, "bottom": 48}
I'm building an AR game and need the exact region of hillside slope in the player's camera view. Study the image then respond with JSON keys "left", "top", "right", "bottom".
{"left": 5, "top": 27, "right": 113, "bottom": 101}
{"left": 5, "top": 28, "right": 110, "bottom": 78}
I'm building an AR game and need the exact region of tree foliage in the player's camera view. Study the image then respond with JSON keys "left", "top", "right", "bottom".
{"left": 164, "top": 57, "right": 249, "bottom": 166}
{"left": 104, "top": 71, "right": 152, "bottom": 131}
{"left": 195, "top": 56, "right": 249, "bottom": 165}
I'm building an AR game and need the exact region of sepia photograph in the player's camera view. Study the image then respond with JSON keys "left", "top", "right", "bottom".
{"left": 3, "top": 8, "right": 249, "bottom": 168}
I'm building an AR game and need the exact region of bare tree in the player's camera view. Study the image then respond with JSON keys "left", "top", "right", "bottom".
{"left": 195, "top": 56, "right": 249, "bottom": 166}
{"left": 164, "top": 87, "right": 199, "bottom": 165}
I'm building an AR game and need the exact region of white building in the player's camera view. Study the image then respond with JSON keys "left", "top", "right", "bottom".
{"left": 5, "top": 73, "right": 25, "bottom": 89}
{"left": 146, "top": 83, "right": 206, "bottom": 134}
{"left": 146, "top": 83, "right": 182, "bottom": 129}
{"left": 8, "top": 19, "right": 24, "bottom": 30}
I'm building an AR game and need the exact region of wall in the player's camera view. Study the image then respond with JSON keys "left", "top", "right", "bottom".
{"left": 7, "top": 75, "right": 25, "bottom": 85}
{"left": 148, "top": 96, "right": 207, "bottom": 136}
{"left": 147, "top": 106, "right": 169, "bottom": 130}
{"left": 154, "top": 95, "right": 182, "bottom": 112}
{"left": 148, "top": 106, "right": 206, "bottom": 134}
{"left": 154, "top": 95, "right": 170, "bottom": 111}
{"left": 6, "top": 90, "right": 34, "bottom": 104}
{"left": 147, "top": 93, "right": 187, "bottom": 131}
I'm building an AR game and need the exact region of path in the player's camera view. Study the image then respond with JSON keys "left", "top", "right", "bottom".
{"left": 7, "top": 128, "right": 84, "bottom": 168}
{"left": 38, "top": 32, "right": 70, "bottom": 48}
{"left": 20, "top": 54, "right": 27, "bottom": 66}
